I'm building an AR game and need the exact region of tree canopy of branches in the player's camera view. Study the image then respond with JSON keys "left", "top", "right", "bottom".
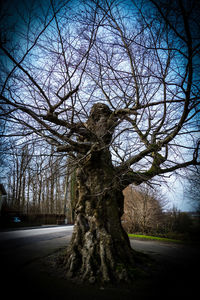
{"left": 0, "top": 0, "right": 199, "bottom": 284}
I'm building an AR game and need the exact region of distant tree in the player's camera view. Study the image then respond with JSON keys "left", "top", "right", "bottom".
{"left": 123, "top": 185, "right": 165, "bottom": 234}
{"left": 185, "top": 166, "right": 200, "bottom": 212}
{"left": 0, "top": 0, "right": 199, "bottom": 284}
{"left": 161, "top": 206, "right": 194, "bottom": 239}
{"left": 5, "top": 141, "right": 68, "bottom": 215}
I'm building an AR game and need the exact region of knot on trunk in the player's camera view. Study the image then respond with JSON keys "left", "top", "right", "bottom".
{"left": 86, "top": 103, "right": 115, "bottom": 144}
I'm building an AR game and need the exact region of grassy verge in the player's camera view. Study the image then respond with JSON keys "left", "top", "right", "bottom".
{"left": 128, "top": 233, "right": 182, "bottom": 243}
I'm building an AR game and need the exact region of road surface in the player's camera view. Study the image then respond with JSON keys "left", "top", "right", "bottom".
{"left": 0, "top": 225, "right": 73, "bottom": 266}
{"left": 0, "top": 225, "right": 199, "bottom": 266}
{"left": 0, "top": 226, "right": 199, "bottom": 300}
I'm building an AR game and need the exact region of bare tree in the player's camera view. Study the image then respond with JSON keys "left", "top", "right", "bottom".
{"left": 0, "top": 0, "right": 199, "bottom": 284}
{"left": 185, "top": 166, "right": 200, "bottom": 212}
{"left": 5, "top": 140, "right": 67, "bottom": 215}
{"left": 123, "top": 184, "right": 165, "bottom": 234}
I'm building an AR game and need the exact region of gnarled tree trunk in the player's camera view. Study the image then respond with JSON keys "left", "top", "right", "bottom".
{"left": 64, "top": 104, "right": 141, "bottom": 284}
{"left": 65, "top": 148, "right": 137, "bottom": 283}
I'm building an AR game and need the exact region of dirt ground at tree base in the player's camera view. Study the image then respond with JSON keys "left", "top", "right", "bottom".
{"left": 2, "top": 242, "right": 200, "bottom": 300}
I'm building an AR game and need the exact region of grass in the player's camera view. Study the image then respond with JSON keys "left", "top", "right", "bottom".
{"left": 128, "top": 233, "right": 182, "bottom": 243}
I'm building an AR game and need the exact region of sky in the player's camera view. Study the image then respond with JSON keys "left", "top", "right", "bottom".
{"left": 161, "top": 174, "right": 194, "bottom": 212}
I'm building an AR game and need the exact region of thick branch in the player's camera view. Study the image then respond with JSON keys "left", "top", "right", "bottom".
{"left": 57, "top": 141, "right": 92, "bottom": 153}
{"left": 117, "top": 143, "right": 161, "bottom": 174}
{"left": 113, "top": 108, "right": 139, "bottom": 117}
{"left": 0, "top": 95, "right": 92, "bottom": 153}
{"left": 119, "top": 157, "right": 199, "bottom": 188}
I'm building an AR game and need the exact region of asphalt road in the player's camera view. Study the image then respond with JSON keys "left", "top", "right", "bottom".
{"left": 0, "top": 225, "right": 199, "bottom": 266}
{"left": 130, "top": 238, "right": 200, "bottom": 263}
{"left": 0, "top": 225, "right": 73, "bottom": 266}
{"left": 0, "top": 225, "right": 73, "bottom": 247}
{"left": 0, "top": 226, "right": 199, "bottom": 300}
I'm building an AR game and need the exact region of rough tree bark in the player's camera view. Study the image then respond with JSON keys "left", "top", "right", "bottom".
{"left": 64, "top": 103, "right": 141, "bottom": 284}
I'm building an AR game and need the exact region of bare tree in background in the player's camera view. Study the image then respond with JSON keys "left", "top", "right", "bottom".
{"left": 123, "top": 185, "right": 165, "bottom": 234}
{"left": 185, "top": 166, "right": 200, "bottom": 212}
{"left": 5, "top": 142, "right": 67, "bottom": 214}
{"left": 0, "top": 0, "right": 199, "bottom": 284}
